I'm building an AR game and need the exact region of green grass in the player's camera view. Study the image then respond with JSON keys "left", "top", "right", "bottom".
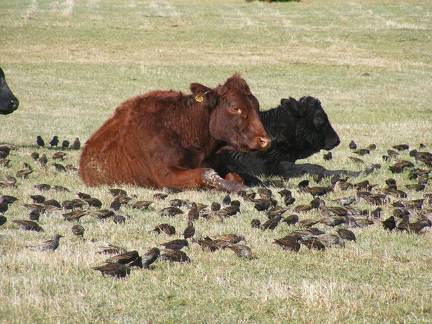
{"left": 1, "top": 0, "right": 432, "bottom": 323}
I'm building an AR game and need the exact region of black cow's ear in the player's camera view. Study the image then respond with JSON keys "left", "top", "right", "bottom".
{"left": 190, "top": 83, "right": 219, "bottom": 108}
{"left": 281, "top": 97, "right": 304, "bottom": 117}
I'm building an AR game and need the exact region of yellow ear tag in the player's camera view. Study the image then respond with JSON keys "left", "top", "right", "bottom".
{"left": 195, "top": 94, "right": 204, "bottom": 103}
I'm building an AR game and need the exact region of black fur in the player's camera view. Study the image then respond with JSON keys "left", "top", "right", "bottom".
{"left": 0, "top": 67, "right": 19, "bottom": 115}
{"left": 210, "top": 96, "right": 340, "bottom": 180}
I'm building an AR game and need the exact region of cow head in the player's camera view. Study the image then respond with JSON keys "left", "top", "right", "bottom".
{"left": 190, "top": 74, "right": 270, "bottom": 152}
{"left": 0, "top": 67, "right": 19, "bottom": 115}
{"left": 278, "top": 96, "right": 340, "bottom": 159}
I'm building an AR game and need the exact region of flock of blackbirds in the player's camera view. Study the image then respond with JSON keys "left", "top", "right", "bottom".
{"left": 0, "top": 137, "right": 431, "bottom": 278}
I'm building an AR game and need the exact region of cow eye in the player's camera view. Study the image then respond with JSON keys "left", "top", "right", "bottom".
{"left": 229, "top": 107, "right": 242, "bottom": 115}
{"left": 313, "top": 116, "right": 325, "bottom": 127}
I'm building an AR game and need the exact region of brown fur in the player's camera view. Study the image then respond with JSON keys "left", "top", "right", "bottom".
{"left": 79, "top": 74, "right": 270, "bottom": 190}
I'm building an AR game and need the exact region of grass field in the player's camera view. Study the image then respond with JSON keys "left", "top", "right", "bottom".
{"left": 1, "top": 0, "right": 432, "bottom": 323}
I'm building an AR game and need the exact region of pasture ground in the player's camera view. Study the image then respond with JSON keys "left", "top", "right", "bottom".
{"left": 1, "top": 0, "right": 432, "bottom": 322}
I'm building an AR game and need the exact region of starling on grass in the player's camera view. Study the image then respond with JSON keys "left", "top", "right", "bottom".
{"left": 72, "top": 224, "right": 85, "bottom": 237}
{"left": 113, "top": 215, "right": 126, "bottom": 224}
{"left": 336, "top": 228, "right": 356, "bottom": 241}
{"left": 160, "top": 249, "right": 191, "bottom": 263}
{"left": 62, "top": 140, "right": 70, "bottom": 149}
{"left": 283, "top": 214, "right": 299, "bottom": 225}
{"left": 13, "top": 220, "right": 44, "bottom": 232}
{"left": 160, "top": 207, "right": 183, "bottom": 217}
{"left": 109, "top": 188, "right": 127, "bottom": 197}
{"left": 222, "top": 194, "right": 231, "bottom": 205}
{"left": 250, "top": 219, "right": 261, "bottom": 228}
{"left": 214, "top": 234, "right": 245, "bottom": 244}
{"left": 38, "top": 154, "right": 48, "bottom": 168}
{"left": 188, "top": 202, "right": 199, "bottom": 221}
{"left": 161, "top": 239, "right": 189, "bottom": 251}
{"left": 29, "top": 208, "right": 40, "bottom": 221}
{"left": 211, "top": 202, "right": 221, "bottom": 211}
{"left": 227, "top": 244, "right": 254, "bottom": 259}
{"left": 274, "top": 235, "right": 300, "bottom": 252}
{"left": 36, "top": 136, "right": 45, "bottom": 147}
{"left": 142, "top": 247, "right": 160, "bottom": 268}
{"left": 93, "top": 263, "right": 130, "bottom": 278}
{"left": 49, "top": 136, "right": 59, "bottom": 147}
{"left": 349, "top": 140, "right": 357, "bottom": 150}
{"left": 382, "top": 216, "right": 396, "bottom": 231}
{"left": 31, "top": 152, "right": 39, "bottom": 160}
{"left": 183, "top": 221, "right": 195, "bottom": 239}
{"left": 106, "top": 251, "right": 142, "bottom": 268}
{"left": 261, "top": 215, "right": 282, "bottom": 230}
{"left": 71, "top": 138, "right": 81, "bottom": 150}
{"left": 153, "top": 223, "right": 176, "bottom": 235}
{"left": 97, "top": 244, "right": 127, "bottom": 255}
{"left": 323, "top": 152, "right": 332, "bottom": 161}
{"left": 132, "top": 200, "right": 153, "bottom": 210}
{"left": 27, "top": 234, "right": 62, "bottom": 251}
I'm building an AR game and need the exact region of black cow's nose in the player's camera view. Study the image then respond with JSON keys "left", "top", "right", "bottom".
{"left": 8, "top": 99, "right": 19, "bottom": 110}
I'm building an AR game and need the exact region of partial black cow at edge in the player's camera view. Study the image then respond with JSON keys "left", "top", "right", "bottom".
{"left": 210, "top": 96, "right": 348, "bottom": 185}
{"left": 0, "top": 67, "right": 19, "bottom": 115}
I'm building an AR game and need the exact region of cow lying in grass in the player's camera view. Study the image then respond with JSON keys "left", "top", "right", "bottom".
{"left": 79, "top": 74, "right": 270, "bottom": 192}
{"left": 0, "top": 67, "right": 19, "bottom": 115}
{"left": 211, "top": 96, "right": 347, "bottom": 184}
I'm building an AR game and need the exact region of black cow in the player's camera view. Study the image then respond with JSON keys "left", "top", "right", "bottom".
{"left": 211, "top": 96, "right": 345, "bottom": 183}
{"left": 0, "top": 67, "right": 19, "bottom": 115}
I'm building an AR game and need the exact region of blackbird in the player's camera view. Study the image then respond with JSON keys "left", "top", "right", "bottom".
{"left": 93, "top": 263, "right": 130, "bottom": 278}
{"left": 72, "top": 224, "right": 85, "bottom": 237}
{"left": 266, "top": 206, "right": 289, "bottom": 218}
{"left": 188, "top": 203, "right": 199, "bottom": 221}
{"left": 29, "top": 208, "right": 40, "bottom": 221}
{"left": 84, "top": 197, "right": 102, "bottom": 208}
{"left": 30, "top": 194, "right": 45, "bottom": 204}
{"left": 349, "top": 140, "right": 357, "bottom": 150}
{"left": 113, "top": 215, "right": 126, "bottom": 224}
{"left": 142, "top": 247, "right": 160, "bottom": 268}
{"left": 301, "top": 236, "right": 326, "bottom": 251}
{"left": 44, "top": 199, "right": 61, "bottom": 208}
{"left": 160, "top": 249, "right": 191, "bottom": 263}
{"left": 283, "top": 214, "right": 299, "bottom": 225}
{"left": 38, "top": 154, "right": 48, "bottom": 167}
{"left": 211, "top": 202, "right": 221, "bottom": 211}
{"left": 323, "top": 152, "right": 332, "bottom": 161}
{"left": 222, "top": 194, "right": 231, "bottom": 205}
{"left": 13, "top": 220, "right": 44, "bottom": 232}
{"left": 227, "top": 244, "right": 254, "bottom": 259}
{"left": 153, "top": 193, "right": 168, "bottom": 200}
{"left": 170, "top": 199, "right": 188, "bottom": 207}
{"left": 393, "top": 144, "right": 409, "bottom": 151}
{"left": 250, "top": 219, "right": 261, "bottom": 228}
{"left": 27, "top": 234, "right": 62, "bottom": 251}
{"left": 132, "top": 200, "right": 153, "bottom": 210}
{"left": 0, "top": 215, "right": 6, "bottom": 226}
{"left": 31, "top": 152, "right": 39, "bottom": 160}
{"left": 52, "top": 152, "right": 67, "bottom": 160}
{"left": 153, "top": 223, "right": 176, "bottom": 235}
{"left": 106, "top": 250, "right": 142, "bottom": 268}
{"left": 52, "top": 163, "right": 66, "bottom": 172}
{"left": 214, "top": 234, "right": 245, "bottom": 244}
{"left": 318, "top": 234, "right": 345, "bottom": 248}
{"left": 261, "top": 215, "right": 282, "bottom": 230}
{"left": 183, "top": 221, "right": 195, "bottom": 239}
{"left": 97, "top": 244, "right": 127, "bottom": 255}
{"left": 353, "top": 149, "right": 370, "bottom": 156}
{"left": 254, "top": 198, "right": 277, "bottom": 211}
{"left": 49, "top": 136, "right": 59, "bottom": 147}
{"left": 71, "top": 138, "right": 81, "bottom": 150}
{"left": 371, "top": 207, "right": 383, "bottom": 219}
{"left": 61, "top": 140, "right": 70, "bottom": 149}
{"left": 408, "top": 219, "right": 432, "bottom": 234}
{"left": 109, "top": 188, "right": 127, "bottom": 197}
{"left": 160, "top": 207, "right": 183, "bottom": 217}
{"left": 36, "top": 136, "right": 45, "bottom": 147}
{"left": 382, "top": 216, "right": 396, "bottom": 231}
{"left": 336, "top": 228, "right": 356, "bottom": 241}
{"left": 161, "top": 239, "right": 189, "bottom": 250}
{"left": 274, "top": 235, "right": 300, "bottom": 252}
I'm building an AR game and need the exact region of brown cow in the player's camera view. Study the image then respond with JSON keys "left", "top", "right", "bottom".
{"left": 79, "top": 74, "right": 270, "bottom": 192}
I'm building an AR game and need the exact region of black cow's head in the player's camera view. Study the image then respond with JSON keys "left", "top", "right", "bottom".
{"left": 274, "top": 96, "right": 340, "bottom": 160}
{"left": 0, "top": 67, "right": 19, "bottom": 115}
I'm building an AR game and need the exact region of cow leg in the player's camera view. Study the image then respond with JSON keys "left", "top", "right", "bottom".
{"left": 163, "top": 168, "right": 247, "bottom": 192}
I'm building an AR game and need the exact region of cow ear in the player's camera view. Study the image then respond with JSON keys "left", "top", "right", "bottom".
{"left": 190, "top": 83, "right": 219, "bottom": 108}
{"left": 281, "top": 97, "right": 304, "bottom": 117}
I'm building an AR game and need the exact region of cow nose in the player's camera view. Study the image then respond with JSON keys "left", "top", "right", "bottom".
{"left": 257, "top": 136, "right": 271, "bottom": 150}
{"left": 8, "top": 99, "right": 18, "bottom": 110}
